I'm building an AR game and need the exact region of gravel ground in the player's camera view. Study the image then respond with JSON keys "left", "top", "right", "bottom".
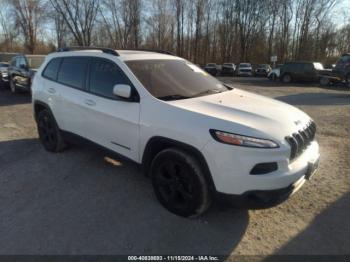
{"left": 0, "top": 78, "right": 349, "bottom": 256}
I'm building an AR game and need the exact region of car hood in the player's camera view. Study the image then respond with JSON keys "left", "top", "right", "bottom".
{"left": 168, "top": 89, "right": 311, "bottom": 141}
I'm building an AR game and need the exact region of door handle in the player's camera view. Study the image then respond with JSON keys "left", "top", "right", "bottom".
{"left": 84, "top": 99, "right": 96, "bottom": 106}
{"left": 48, "top": 88, "right": 56, "bottom": 94}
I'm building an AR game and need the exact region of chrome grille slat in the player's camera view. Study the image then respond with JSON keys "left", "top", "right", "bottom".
{"left": 285, "top": 121, "right": 316, "bottom": 161}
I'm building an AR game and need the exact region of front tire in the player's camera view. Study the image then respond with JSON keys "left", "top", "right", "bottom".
{"left": 37, "top": 109, "right": 66, "bottom": 152}
{"left": 320, "top": 77, "right": 330, "bottom": 86}
{"left": 9, "top": 78, "right": 17, "bottom": 93}
{"left": 282, "top": 74, "right": 292, "bottom": 83}
{"left": 150, "top": 148, "right": 212, "bottom": 217}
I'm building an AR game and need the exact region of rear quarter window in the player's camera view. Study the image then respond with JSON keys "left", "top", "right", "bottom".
{"left": 42, "top": 58, "right": 61, "bottom": 81}
{"left": 57, "top": 57, "right": 89, "bottom": 90}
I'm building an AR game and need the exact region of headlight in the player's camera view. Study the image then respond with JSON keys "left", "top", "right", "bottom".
{"left": 210, "top": 130, "right": 279, "bottom": 148}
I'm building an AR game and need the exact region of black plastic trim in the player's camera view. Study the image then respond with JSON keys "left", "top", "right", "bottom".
{"left": 250, "top": 162, "right": 278, "bottom": 175}
{"left": 57, "top": 46, "right": 119, "bottom": 56}
{"left": 60, "top": 130, "right": 139, "bottom": 166}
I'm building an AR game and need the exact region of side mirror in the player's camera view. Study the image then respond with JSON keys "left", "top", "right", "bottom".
{"left": 113, "top": 84, "right": 132, "bottom": 99}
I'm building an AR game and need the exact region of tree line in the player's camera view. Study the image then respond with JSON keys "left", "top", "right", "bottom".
{"left": 0, "top": 0, "right": 349, "bottom": 65}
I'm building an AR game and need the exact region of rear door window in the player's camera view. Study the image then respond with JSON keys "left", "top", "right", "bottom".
{"left": 57, "top": 57, "right": 89, "bottom": 90}
{"left": 88, "top": 58, "right": 132, "bottom": 99}
{"left": 42, "top": 58, "right": 61, "bottom": 81}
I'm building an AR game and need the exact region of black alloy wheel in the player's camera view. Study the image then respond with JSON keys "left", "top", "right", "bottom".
{"left": 37, "top": 110, "right": 66, "bottom": 152}
{"left": 10, "top": 78, "right": 17, "bottom": 93}
{"left": 151, "top": 148, "right": 211, "bottom": 217}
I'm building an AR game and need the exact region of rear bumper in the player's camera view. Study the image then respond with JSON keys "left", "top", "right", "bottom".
{"left": 205, "top": 69, "right": 217, "bottom": 75}
{"left": 238, "top": 71, "right": 253, "bottom": 76}
{"left": 255, "top": 71, "right": 268, "bottom": 76}
{"left": 222, "top": 69, "right": 234, "bottom": 74}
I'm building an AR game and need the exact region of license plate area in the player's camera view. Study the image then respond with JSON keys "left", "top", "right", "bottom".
{"left": 305, "top": 159, "right": 319, "bottom": 180}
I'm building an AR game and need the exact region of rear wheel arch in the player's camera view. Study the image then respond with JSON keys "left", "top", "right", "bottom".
{"left": 142, "top": 136, "right": 216, "bottom": 192}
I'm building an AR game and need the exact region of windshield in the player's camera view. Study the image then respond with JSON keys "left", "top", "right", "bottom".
{"left": 126, "top": 59, "right": 229, "bottom": 100}
{"left": 27, "top": 56, "right": 45, "bottom": 69}
{"left": 0, "top": 63, "right": 8, "bottom": 67}
{"left": 239, "top": 63, "right": 250, "bottom": 68}
{"left": 206, "top": 63, "right": 216, "bottom": 67}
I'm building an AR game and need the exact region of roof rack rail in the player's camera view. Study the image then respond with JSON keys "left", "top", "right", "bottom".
{"left": 121, "top": 49, "right": 175, "bottom": 56}
{"left": 56, "top": 46, "right": 119, "bottom": 56}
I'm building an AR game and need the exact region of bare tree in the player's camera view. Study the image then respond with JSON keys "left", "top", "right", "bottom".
{"left": 100, "top": 0, "right": 141, "bottom": 49}
{"left": 10, "top": 0, "right": 46, "bottom": 54}
{"left": 174, "top": 0, "right": 185, "bottom": 56}
{"left": 0, "top": 1, "right": 17, "bottom": 51}
{"left": 50, "top": 0, "right": 100, "bottom": 46}
{"left": 0, "top": 0, "right": 347, "bottom": 64}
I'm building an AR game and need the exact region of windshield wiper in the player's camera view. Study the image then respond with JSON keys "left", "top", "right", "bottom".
{"left": 223, "top": 83, "right": 234, "bottom": 90}
{"left": 191, "top": 89, "right": 224, "bottom": 98}
{"left": 158, "top": 94, "right": 190, "bottom": 101}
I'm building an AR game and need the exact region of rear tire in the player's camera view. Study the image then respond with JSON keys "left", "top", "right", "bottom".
{"left": 346, "top": 74, "right": 350, "bottom": 87}
{"left": 150, "top": 148, "right": 212, "bottom": 217}
{"left": 282, "top": 74, "right": 292, "bottom": 84}
{"left": 320, "top": 77, "right": 330, "bottom": 86}
{"left": 37, "top": 109, "right": 66, "bottom": 152}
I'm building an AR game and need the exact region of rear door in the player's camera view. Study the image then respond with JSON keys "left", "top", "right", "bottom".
{"left": 83, "top": 57, "right": 140, "bottom": 161}
{"left": 55, "top": 56, "right": 90, "bottom": 138}
{"left": 301, "top": 63, "right": 317, "bottom": 81}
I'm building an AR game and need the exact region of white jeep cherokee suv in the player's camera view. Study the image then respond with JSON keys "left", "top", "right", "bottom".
{"left": 32, "top": 47, "right": 320, "bottom": 217}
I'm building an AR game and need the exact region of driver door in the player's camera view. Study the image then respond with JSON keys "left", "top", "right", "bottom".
{"left": 83, "top": 57, "right": 140, "bottom": 161}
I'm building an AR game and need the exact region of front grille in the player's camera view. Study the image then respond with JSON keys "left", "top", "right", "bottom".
{"left": 240, "top": 69, "right": 251, "bottom": 72}
{"left": 285, "top": 121, "right": 316, "bottom": 161}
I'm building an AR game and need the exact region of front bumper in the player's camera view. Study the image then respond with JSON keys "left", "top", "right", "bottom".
{"left": 216, "top": 167, "right": 317, "bottom": 209}
{"left": 203, "top": 140, "right": 320, "bottom": 196}
{"left": 0, "top": 73, "right": 8, "bottom": 82}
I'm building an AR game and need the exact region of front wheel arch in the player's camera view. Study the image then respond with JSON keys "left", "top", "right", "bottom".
{"left": 33, "top": 101, "right": 55, "bottom": 123}
{"left": 142, "top": 136, "right": 216, "bottom": 193}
